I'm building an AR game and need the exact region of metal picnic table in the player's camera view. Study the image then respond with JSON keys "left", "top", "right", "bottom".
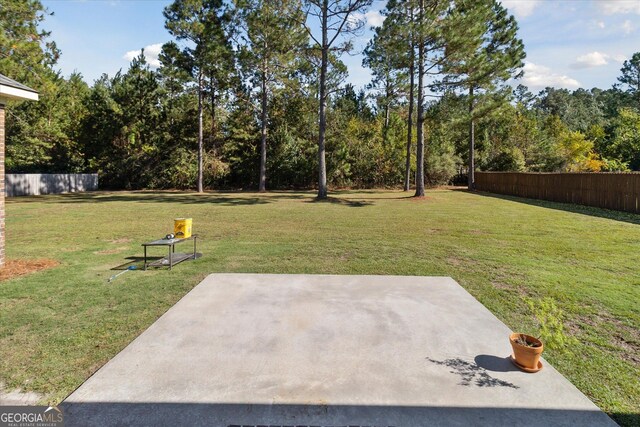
{"left": 142, "top": 235, "right": 199, "bottom": 270}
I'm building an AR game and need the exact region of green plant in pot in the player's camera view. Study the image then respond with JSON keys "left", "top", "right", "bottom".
{"left": 510, "top": 297, "right": 574, "bottom": 372}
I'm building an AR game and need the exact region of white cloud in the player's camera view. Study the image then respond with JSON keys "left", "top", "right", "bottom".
{"left": 622, "top": 19, "right": 635, "bottom": 34}
{"left": 521, "top": 62, "right": 581, "bottom": 90}
{"left": 500, "top": 0, "right": 541, "bottom": 18}
{"left": 612, "top": 53, "right": 628, "bottom": 62}
{"left": 123, "top": 49, "right": 139, "bottom": 62}
{"left": 364, "top": 10, "right": 385, "bottom": 27}
{"left": 350, "top": 10, "right": 385, "bottom": 28}
{"left": 599, "top": 0, "right": 640, "bottom": 15}
{"left": 571, "top": 51, "right": 609, "bottom": 68}
{"left": 570, "top": 51, "right": 628, "bottom": 69}
{"left": 597, "top": 21, "right": 606, "bottom": 28}
{"left": 123, "top": 43, "right": 163, "bottom": 68}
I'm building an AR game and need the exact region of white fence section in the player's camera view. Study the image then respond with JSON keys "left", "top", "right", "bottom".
{"left": 5, "top": 174, "right": 98, "bottom": 196}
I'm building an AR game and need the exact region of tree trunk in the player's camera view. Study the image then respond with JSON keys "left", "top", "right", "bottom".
{"left": 382, "top": 74, "right": 390, "bottom": 146}
{"left": 404, "top": 42, "right": 415, "bottom": 192}
{"left": 317, "top": 0, "right": 329, "bottom": 199}
{"left": 384, "top": 102, "right": 390, "bottom": 130}
{"left": 259, "top": 67, "right": 268, "bottom": 193}
{"left": 468, "top": 85, "right": 475, "bottom": 191}
{"left": 414, "top": 0, "right": 425, "bottom": 198}
{"left": 210, "top": 75, "right": 216, "bottom": 147}
{"left": 197, "top": 71, "right": 204, "bottom": 193}
{"left": 384, "top": 76, "right": 391, "bottom": 130}
{"left": 383, "top": 97, "right": 390, "bottom": 146}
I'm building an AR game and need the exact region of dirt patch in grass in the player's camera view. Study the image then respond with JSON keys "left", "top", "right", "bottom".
{"left": 568, "top": 313, "right": 640, "bottom": 365}
{"left": 447, "top": 256, "right": 463, "bottom": 266}
{"left": 339, "top": 252, "right": 353, "bottom": 261}
{"left": 605, "top": 317, "right": 640, "bottom": 365}
{"left": 0, "top": 259, "right": 59, "bottom": 282}
{"left": 612, "top": 333, "right": 640, "bottom": 364}
{"left": 490, "top": 281, "right": 532, "bottom": 299}
{"left": 446, "top": 255, "right": 483, "bottom": 269}
{"left": 491, "top": 280, "right": 511, "bottom": 291}
{"left": 470, "top": 229, "right": 490, "bottom": 235}
{"left": 94, "top": 247, "right": 127, "bottom": 255}
{"left": 107, "top": 238, "right": 132, "bottom": 244}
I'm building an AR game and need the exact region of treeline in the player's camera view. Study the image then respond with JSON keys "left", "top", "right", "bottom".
{"left": 2, "top": 0, "right": 640, "bottom": 194}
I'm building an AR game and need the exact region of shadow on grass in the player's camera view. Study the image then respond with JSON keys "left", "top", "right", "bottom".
{"left": 462, "top": 189, "right": 640, "bottom": 226}
{"left": 306, "top": 196, "right": 374, "bottom": 208}
{"left": 6, "top": 190, "right": 422, "bottom": 207}
{"left": 59, "top": 402, "right": 623, "bottom": 426}
{"left": 340, "top": 194, "right": 417, "bottom": 201}
{"left": 6, "top": 191, "right": 310, "bottom": 206}
{"left": 110, "top": 257, "right": 162, "bottom": 271}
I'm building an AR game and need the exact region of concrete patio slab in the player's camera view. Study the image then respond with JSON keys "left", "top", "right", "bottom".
{"left": 63, "top": 274, "right": 615, "bottom": 426}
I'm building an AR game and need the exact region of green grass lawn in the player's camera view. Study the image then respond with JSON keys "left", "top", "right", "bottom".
{"left": 1, "top": 189, "right": 638, "bottom": 424}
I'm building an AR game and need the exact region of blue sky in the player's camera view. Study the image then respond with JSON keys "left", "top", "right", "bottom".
{"left": 41, "top": 0, "right": 639, "bottom": 93}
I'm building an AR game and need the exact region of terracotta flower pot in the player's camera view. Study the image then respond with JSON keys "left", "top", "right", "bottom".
{"left": 509, "top": 333, "right": 544, "bottom": 372}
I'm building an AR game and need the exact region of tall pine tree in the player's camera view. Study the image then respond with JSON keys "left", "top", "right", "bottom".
{"left": 164, "top": 0, "right": 235, "bottom": 192}
{"left": 413, "top": 0, "right": 448, "bottom": 197}
{"left": 237, "top": 0, "right": 307, "bottom": 192}
{"left": 616, "top": 52, "right": 640, "bottom": 111}
{"left": 439, "top": 0, "right": 525, "bottom": 189}
{"left": 302, "top": 0, "right": 372, "bottom": 199}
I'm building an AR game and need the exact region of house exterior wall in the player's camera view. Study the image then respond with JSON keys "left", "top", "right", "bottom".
{"left": 0, "top": 77, "right": 38, "bottom": 269}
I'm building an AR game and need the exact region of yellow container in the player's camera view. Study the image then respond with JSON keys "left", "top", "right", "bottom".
{"left": 174, "top": 218, "right": 192, "bottom": 238}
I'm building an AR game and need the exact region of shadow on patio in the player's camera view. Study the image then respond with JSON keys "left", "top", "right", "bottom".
{"left": 60, "top": 402, "right": 622, "bottom": 427}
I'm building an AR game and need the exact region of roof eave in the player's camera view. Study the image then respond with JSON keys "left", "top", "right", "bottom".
{"left": 0, "top": 84, "right": 39, "bottom": 103}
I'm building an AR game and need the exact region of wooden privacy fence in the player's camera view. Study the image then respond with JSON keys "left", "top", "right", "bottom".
{"left": 5, "top": 174, "right": 98, "bottom": 197}
{"left": 475, "top": 172, "right": 640, "bottom": 214}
